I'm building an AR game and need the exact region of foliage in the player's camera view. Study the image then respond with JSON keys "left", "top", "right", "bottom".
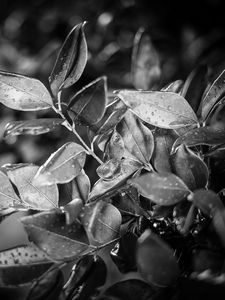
{"left": 1, "top": 22, "right": 225, "bottom": 300}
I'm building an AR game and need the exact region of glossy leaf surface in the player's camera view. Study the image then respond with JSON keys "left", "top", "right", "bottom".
{"left": 0, "top": 171, "right": 20, "bottom": 209}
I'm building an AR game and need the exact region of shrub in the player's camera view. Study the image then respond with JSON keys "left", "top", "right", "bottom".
{"left": 0, "top": 22, "right": 225, "bottom": 300}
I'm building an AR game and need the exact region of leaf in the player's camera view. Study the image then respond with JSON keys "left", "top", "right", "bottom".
{"left": 4, "top": 118, "right": 63, "bottom": 138}
{"left": 70, "top": 169, "right": 90, "bottom": 202}
{"left": 151, "top": 129, "right": 177, "bottom": 173}
{"left": 0, "top": 208, "right": 17, "bottom": 224}
{"left": 33, "top": 142, "right": 86, "bottom": 185}
{"left": 96, "top": 159, "right": 122, "bottom": 180}
{"left": 181, "top": 65, "right": 208, "bottom": 113}
{"left": 200, "top": 69, "right": 225, "bottom": 121}
{"left": 0, "top": 170, "right": 21, "bottom": 209}
{"left": 117, "top": 90, "right": 198, "bottom": 129}
{"left": 131, "top": 28, "right": 161, "bottom": 90}
{"left": 27, "top": 266, "right": 64, "bottom": 300}
{"left": 80, "top": 200, "right": 122, "bottom": 245}
{"left": 188, "top": 189, "right": 224, "bottom": 217}
{"left": 49, "top": 22, "right": 87, "bottom": 96}
{"left": 0, "top": 244, "right": 53, "bottom": 286}
{"left": 7, "top": 165, "right": 58, "bottom": 210}
{"left": 171, "top": 126, "right": 225, "bottom": 153}
{"left": 161, "top": 80, "right": 184, "bottom": 93}
{"left": 0, "top": 71, "right": 52, "bottom": 111}
{"left": 98, "top": 279, "right": 155, "bottom": 300}
{"left": 61, "top": 198, "right": 83, "bottom": 225}
{"left": 171, "top": 144, "right": 209, "bottom": 190}
{"left": 129, "top": 172, "right": 191, "bottom": 206}
{"left": 117, "top": 110, "right": 154, "bottom": 164}
{"left": 136, "top": 230, "right": 180, "bottom": 287}
{"left": 21, "top": 211, "right": 94, "bottom": 261}
{"left": 68, "top": 77, "right": 107, "bottom": 126}
{"left": 105, "top": 129, "right": 125, "bottom": 160}
{"left": 212, "top": 209, "right": 225, "bottom": 248}
{"left": 89, "top": 158, "right": 141, "bottom": 201}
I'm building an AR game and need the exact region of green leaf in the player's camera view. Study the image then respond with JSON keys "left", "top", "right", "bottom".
{"left": 117, "top": 90, "right": 198, "bottom": 129}
{"left": 80, "top": 200, "right": 122, "bottom": 245}
{"left": 171, "top": 126, "right": 225, "bottom": 154}
{"left": 21, "top": 211, "right": 94, "bottom": 261}
{"left": 70, "top": 169, "right": 90, "bottom": 202}
{"left": 97, "top": 159, "right": 122, "bottom": 180}
{"left": 0, "top": 71, "right": 52, "bottom": 111}
{"left": 68, "top": 77, "right": 107, "bottom": 126}
{"left": 129, "top": 172, "right": 191, "bottom": 206}
{"left": 0, "top": 208, "right": 17, "bottom": 224}
{"left": 7, "top": 165, "right": 58, "bottom": 210}
{"left": 161, "top": 80, "right": 183, "bottom": 93}
{"left": 106, "top": 129, "right": 125, "bottom": 160}
{"left": 4, "top": 118, "right": 63, "bottom": 138}
{"left": 200, "top": 69, "right": 225, "bottom": 121}
{"left": 62, "top": 198, "right": 83, "bottom": 225}
{"left": 151, "top": 129, "right": 177, "bottom": 173}
{"left": 49, "top": 22, "right": 87, "bottom": 96}
{"left": 188, "top": 189, "right": 224, "bottom": 217}
{"left": 89, "top": 158, "right": 141, "bottom": 201}
{"left": 117, "top": 110, "right": 154, "bottom": 164}
{"left": 33, "top": 142, "right": 86, "bottom": 185}
{"left": 131, "top": 28, "right": 161, "bottom": 90}
{"left": 136, "top": 229, "right": 180, "bottom": 287}
{"left": 181, "top": 65, "right": 208, "bottom": 113}
{"left": 171, "top": 145, "right": 209, "bottom": 190}
{"left": 0, "top": 170, "right": 20, "bottom": 209}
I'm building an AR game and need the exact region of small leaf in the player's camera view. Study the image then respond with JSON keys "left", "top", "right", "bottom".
{"left": 136, "top": 229, "right": 180, "bottom": 287}
{"left": 171, "top": 144, "right": 209, "bottom": 190}
{"left": 80, "top": 200, "right": 122, "bottom": 245}
{"left": 62, "top": 198, "right": 83, "bottom": 225}
{"left": 99, "top": 279, "right": 155, "bottom": 300}
{"left": 21, "top": 211, "right": 94, "bottom": 261}
{"left": 161, "top": 80, "right": 183, "bottom": 93}
{"left": 89, "top": 159, "right": 141, "bottom": 201}
{"left": 129, "top": 172, "right": 191, "bottom": 206}
{"left": 117, "top": 110, "right": 154, "bottom": 164}
{"left": 106, "top": 129, "right": 125, "bottom": 160}
{"left": 0, "top": 170, "right": 21, "bottom": 209}
{"left": 131, "top": 28, "right": 161, "bottom": 90}
{"left": 200, "top": 69, "right": 225, "bottom": 120}
{"left": 151, "top": 129, "right": 177, "bottom": 172}
{"left": 4, "top": 118, "right": 63, "bottom": 138}
{"left": 70, "top": 169, "right": 90, "bottom": 202}
{"left": 117, "top": 90, "right": 198, "bottom": 129}
{"left": 188, "top": 189, "right": 224, "bottom": 217}
{"left": 68, "top": 77, "right": 107, "bottom": 126}
{"left": 49, "top": 22, "right": 87, "bottom": 96}
{"left": 171, "top": 126, "right": 225, "bottom": 153}
{"left": 33, "top": 142, "right": 86, "bottom": 185}
{"left": 182, "top": 65, "right": 208, "bottom": 113}
{"left": 96, "top": 159, "right": 122, "bottom": 180}
{"left": 7, "top": 165, "right": 58, "bottom": 210}
{"left": 0, "top": 71, "right": 52, "bottom": 111}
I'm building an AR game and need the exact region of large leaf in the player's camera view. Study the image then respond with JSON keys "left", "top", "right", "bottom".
{"left": 33, "top": 142, "right": 86, "bottom": 185}
{"left": 4, "top": 118, "right": 63, "bottom": 138}
{"left": 0, "top": 170, "right": 20, "bottom": 209}
{"left": 181, "top": 65, "right": 208, "bottom": 113}
{"left": 136, "top": 229, "right": 180, "bottom": 287}
{"left": 117, "top": 90, "right": 198, "bottom": 129}
{"left": 200, "top": 69, "right": 225, "bottom": 120}
{"left": 68, "top": 77, "right": 107, "bottom": 126}
{"left": 117, "top": 110, "right": 154, "bottom": 165}
{"left": 21, "top": 211, "right": 94, "bottom": 261}
{"left": 171, "top": 126, "right": 225, "bottom": 153}
{"left": 80, "top": 200, "right": 122, "bottom": 245}
{"left": 89, "top": 158, "right": 141, "bottom": 201}
{"left": 7, "top": 165, "right": 58, "bottom": 210}
{"left": 131, "top": 28, "right": 161, "bottom": 90}
{"left": 151, "top": 129, "right": 177, "bottom": 173}
{"left": 98, "top": 279, "right": 155, "bottom": 300}
{"left": 171, "top": 145, "right": 209, "bottom": 190}
{"left": 49, "top": 22, "right": 87, "bottom": 96}
{"left": 0, "top": 71, "right": 52, "bottom": 111}
{"left": 129, "top": 172, "right": 191, "bottom": 206}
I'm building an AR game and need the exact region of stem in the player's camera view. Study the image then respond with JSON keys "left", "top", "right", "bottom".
{"left": 52, "top": 105, "right": 103, "bottom": 165}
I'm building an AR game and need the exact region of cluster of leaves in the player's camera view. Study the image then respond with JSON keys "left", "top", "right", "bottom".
{"left": 1, "top": 21, "right": 225, "bottom": 300}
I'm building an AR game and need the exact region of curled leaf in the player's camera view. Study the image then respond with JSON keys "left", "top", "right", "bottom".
{"left": 0, "top": 71, "right": 52, "bottom": 111}
{"left": 117, "top": 90, "right": 198, "bottom": 129}
{"left": 49, "top": 22, "right": 87, "bottom": 96}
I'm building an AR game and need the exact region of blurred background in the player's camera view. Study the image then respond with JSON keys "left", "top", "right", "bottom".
{"left": 1, "top": 0, "right": 225, "bottom": 285}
